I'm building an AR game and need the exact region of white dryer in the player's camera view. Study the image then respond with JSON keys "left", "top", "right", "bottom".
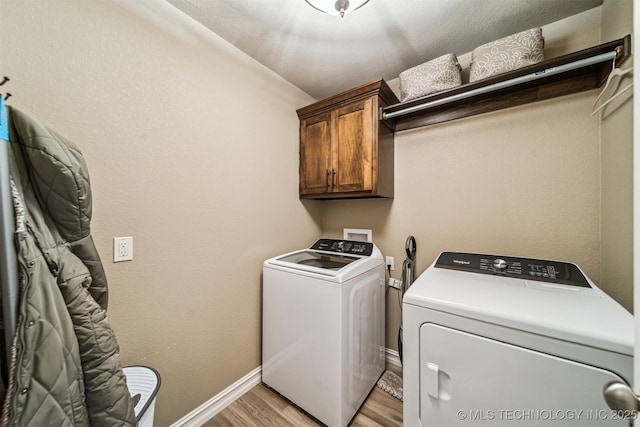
{"left": 403, "top": 252, "right": 633, "bottom": 426}
{"left": 262, "top": 238, "right": 386, "bottom": 427}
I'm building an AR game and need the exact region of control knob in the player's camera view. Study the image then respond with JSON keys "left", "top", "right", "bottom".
{"left": 493, "top": 258, "right": 508, "bottom": 271}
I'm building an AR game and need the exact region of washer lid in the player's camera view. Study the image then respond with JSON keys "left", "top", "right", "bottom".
{"left": 275, "top": 250, "right": 361, "bottom": 271}
{"left": 403, "top": 252, "right": 633, "bottom": 356}
{"left": 264, "top": 239, "right": 383, "bottom": 282}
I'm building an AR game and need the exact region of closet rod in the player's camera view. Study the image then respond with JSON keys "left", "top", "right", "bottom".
{"left": 382, "top": 49, "right": 618, "bottom": 121}
{"left": 0, "top": 102, "right": 18, "bottom": 365}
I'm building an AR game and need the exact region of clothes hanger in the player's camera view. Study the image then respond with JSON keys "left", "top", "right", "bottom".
{"left": 592, "top": 59, "right": 633, "bottom": 115}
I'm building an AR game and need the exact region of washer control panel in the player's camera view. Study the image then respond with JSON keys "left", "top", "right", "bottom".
{"left": 435, "top": 252, "right": 590, "bottom": 287}
{"left": 310, "top": 239, "right": 373, "bottom": 256}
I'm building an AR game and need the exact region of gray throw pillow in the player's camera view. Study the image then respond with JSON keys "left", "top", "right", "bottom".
{"left": 399, "top": 53, "right": 462, "bottom": 102}
{"left": 469, "top": 28, "right": 545, "bottom": 82}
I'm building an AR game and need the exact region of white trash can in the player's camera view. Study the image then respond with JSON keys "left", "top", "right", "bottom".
{"left": 123, "top": 366, "right": 161, "bottom": 427}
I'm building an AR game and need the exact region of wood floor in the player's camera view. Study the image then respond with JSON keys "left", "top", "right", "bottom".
{"left": 202, "top": 364, "right": 403, "bottom": 427}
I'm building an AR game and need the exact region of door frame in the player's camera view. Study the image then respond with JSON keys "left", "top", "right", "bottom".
{"left": 633, "top": 0, "right": 639, "bottom": 391}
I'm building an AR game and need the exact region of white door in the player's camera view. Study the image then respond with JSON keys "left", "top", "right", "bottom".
{"left": 607, "top": 6, "right": 640, "bottom": 420}
{"left": 421, "top": 323, "right": 629, "bottom": 426}
{"left": 635, "top": 0, "right": 640, "bottom": 395}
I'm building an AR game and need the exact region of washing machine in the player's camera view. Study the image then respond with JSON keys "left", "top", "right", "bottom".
{"left": 403, "top": 251, "right": 634, "bottom": 426}
{"left": 262, "top": 238, "right": 386, "bottom": 427}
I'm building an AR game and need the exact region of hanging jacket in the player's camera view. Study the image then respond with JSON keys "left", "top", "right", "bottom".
{"left": 1, "top": 107, "right": 136, "bottom": 426}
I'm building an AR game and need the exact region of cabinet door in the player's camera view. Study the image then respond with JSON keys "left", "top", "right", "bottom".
{"left": 300, "top": 112, "right": 332, "bottom": 195}
{"left": 333, "top": 98, "right": 374, "bottom": 193}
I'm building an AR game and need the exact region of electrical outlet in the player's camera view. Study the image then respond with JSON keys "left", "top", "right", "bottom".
{"left": 114, "top": 237, "right": 133, "bottom": 262}
{"left": 385, "top": 256, "right": 394, "bottom": 271}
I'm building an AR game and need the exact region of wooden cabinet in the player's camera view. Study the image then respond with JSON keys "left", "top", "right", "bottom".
{"left": 297, "top": 79, "right": 398, "bottom": 199}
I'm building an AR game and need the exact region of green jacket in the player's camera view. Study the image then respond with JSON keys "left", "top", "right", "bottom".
{"left": 1, "top": 107, "right": 136, "bottom": 426}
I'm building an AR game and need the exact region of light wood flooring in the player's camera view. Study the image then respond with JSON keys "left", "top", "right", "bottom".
{"left": 202, "top": 364, "right": 403, "bottom": 427}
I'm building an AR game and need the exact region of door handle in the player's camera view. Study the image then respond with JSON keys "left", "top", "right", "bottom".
{"left": 326, "top": 170, "right": 330, "bottom": 188}
{"left": 331, "top": 168, "right": 336, "bottom": 188}
{"left": 603, "top": 381, "right": 640, "bottom": 417}
{"left": 426, "top": 363, "right": 439, "bottom": 398}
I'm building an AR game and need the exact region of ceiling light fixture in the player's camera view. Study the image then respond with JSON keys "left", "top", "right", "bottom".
{"left": 305, "top": 0, "right": 370, "bottom": 18}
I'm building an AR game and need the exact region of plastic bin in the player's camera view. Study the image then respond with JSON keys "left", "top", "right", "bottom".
{"left": 123, "top": 366, "right": 161, "bottom": 427}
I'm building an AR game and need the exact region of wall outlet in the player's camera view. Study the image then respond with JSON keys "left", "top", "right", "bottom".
{"left": 114, "top": 237, "right": 133, "bottom": 262}
{"left": 386, "top": 256, "right": 395, "bottom": 271}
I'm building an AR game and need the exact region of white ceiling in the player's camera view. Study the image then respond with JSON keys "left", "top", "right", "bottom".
{"left": 166, "top": 0, "right": 603, "bottom": 99}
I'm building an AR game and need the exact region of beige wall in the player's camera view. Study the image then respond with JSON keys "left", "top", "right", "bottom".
{"left": 324, "top": 94, "right": 604, "bottom": 352}
{"left": 322, "top": 6, "right": 633, "bottom": 351}
{"left": 0, "top": 0, "right": 633, "bottom": 425}
{"left": 600, "top": 0, "right": 634, "bottom": 312}
{"left": 0, "top": 1, "right": 321, "bottom": 425}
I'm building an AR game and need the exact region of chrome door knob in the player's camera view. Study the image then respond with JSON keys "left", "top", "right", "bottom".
{"left": 603, "top": 381, "right": 640, "bottom": 415}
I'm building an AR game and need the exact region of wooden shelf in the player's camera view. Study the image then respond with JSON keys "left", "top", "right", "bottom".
{"left": 382, "top": 35, "right": 631, "bottom": 132}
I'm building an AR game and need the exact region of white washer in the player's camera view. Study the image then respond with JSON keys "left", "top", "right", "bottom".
{"left": 403, "top": 252, "right": 633, "bottom": 427}
{"left": 262, "top": 238, "right": 386, "bottom": 427}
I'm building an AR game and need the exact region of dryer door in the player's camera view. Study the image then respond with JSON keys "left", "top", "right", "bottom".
{"left": 420, "top": 323, "right": 630, "bottom": 426}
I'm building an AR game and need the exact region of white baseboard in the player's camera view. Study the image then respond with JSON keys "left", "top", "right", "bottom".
{"left": 385, "top": 347, "right": 402, "bottom": 368}
{"left": 170, "top": 348, "right": 400, "bottom": 426}
{"left": 169, "top": 366, "right": 262, "bottom": 427}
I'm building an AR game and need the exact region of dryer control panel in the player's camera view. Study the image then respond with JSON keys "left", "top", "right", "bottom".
{"left": 435, "top": 252, "right": 590, "bottom": 287}
{"left": 310, "top": 239, "right": 374, "bottom": 256}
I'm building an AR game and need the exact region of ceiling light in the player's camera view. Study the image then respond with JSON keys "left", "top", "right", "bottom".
{"left": 305, "top": 0, "right": 370, "bottom": 18}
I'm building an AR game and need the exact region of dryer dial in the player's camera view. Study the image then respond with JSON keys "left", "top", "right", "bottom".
{"left": 493, "top": 258, "right": 508, "bottom": 271}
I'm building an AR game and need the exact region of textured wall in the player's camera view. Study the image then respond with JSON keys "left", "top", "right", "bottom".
{"left": 599, "top": 0, "right": 634, "bottom": 312}
{"left": 0, "top": 1, "right": 320, "bottom": 425}
{"left": 322, "top": 7, "right": 618, "bottom": 350}
{"left": 0, "top": 1, "right": 632, "bottom": 425}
